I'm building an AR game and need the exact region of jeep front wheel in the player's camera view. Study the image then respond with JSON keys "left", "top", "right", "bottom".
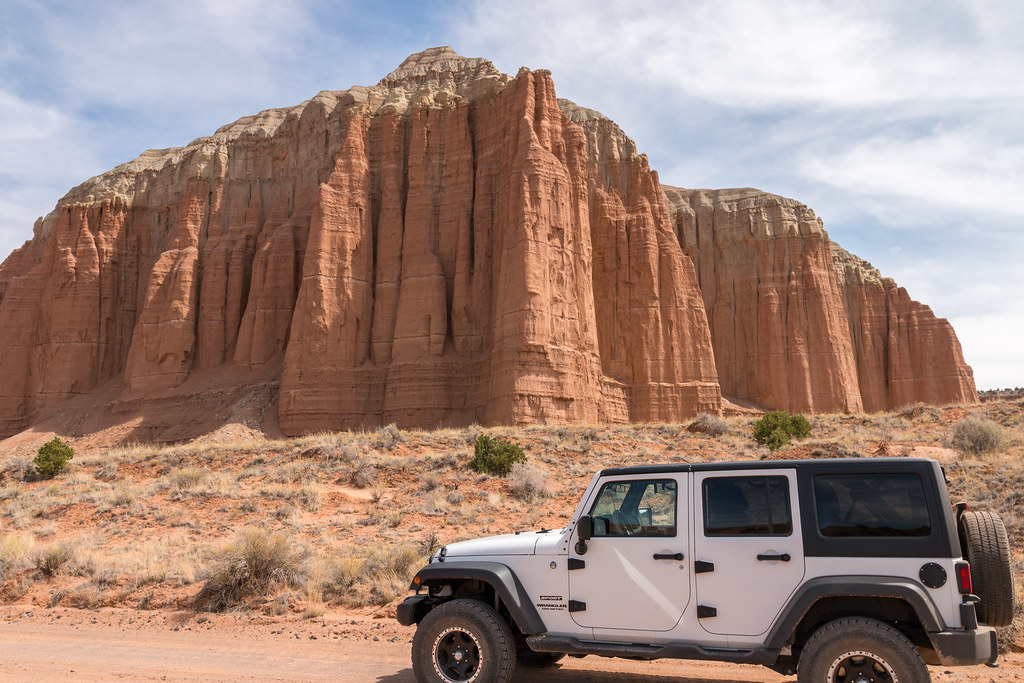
{"left": 798, "top": 618, "right": 929, "bottom": 683}
{"left": 411, "top": 599, "right": 515, "bottom": 683}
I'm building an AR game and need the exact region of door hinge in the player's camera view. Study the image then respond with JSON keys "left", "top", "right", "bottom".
{"left": 568, "top": 600, "right": 587, "bottom": 613}
{"left": 697, "top": 605, "right": 717, "bottom": 619}
{"left": 695, "top": 561, "right": 715, "bottom": 574}
{"left": 568, "top": 558, "right": 585, "bottom": 571}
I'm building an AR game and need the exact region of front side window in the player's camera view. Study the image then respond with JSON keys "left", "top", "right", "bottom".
{"left": 589, "top": 479, "right": 676, "bottom": 537}
{"left": 703, "top": 476, "right": 792, "bottom": 536}
{"left": 814, "top": 473, "right": 931, "bottom": 537}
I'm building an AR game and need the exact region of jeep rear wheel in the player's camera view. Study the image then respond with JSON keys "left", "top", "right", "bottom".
{"left": 959, "top": 510, "right": 1016, "bottom": 627}
{"left": 412, "top": 599, "right": 515, "bottom": 683}
{"left": 798, "top": 618, "right": 928, "bottom": 683}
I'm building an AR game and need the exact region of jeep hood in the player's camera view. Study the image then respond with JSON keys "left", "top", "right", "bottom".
{"left": 439, "top": 529, "right": 566, "bottom": 558}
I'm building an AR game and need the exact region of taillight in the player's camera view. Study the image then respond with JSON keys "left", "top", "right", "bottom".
{"left": 955, "top": 561, "right": 973, "bottom": 594}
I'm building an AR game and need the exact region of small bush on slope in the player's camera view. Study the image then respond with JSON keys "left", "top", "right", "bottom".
{"left": 469, "top": 435, "right": 526, "bottom": 476}
{"left": 34, "top": 438, "right": 74, "bottom": 479}
{"left": 753, "top": 411, "right": 812, "bottom": 452}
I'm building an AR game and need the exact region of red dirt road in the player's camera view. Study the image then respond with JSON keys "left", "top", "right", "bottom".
{"left": 0, "top": 609, "right": 1016, "bottom": 682}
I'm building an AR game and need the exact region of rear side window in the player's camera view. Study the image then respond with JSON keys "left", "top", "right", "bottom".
{"left": 703, "top": 476, "right": 792, "bottom": 536}
{"left": 814, "top": 473, "right": 931, "bottom": 537}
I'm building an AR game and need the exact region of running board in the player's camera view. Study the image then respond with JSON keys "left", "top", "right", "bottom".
{"left": 525, "top": 635, "right": 779, "bottom": 665}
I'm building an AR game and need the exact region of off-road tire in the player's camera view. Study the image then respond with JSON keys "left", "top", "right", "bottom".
{"left": 959, "top": 510, "right": 1016, "bottom": 627}
{"left": 798, "top": 617, "right": 929, "bottom": 683}
{"left": 516, "top": 648, "right": 565, "bottom": 668}
{"left": 411, "top": 599, "right": 515, "bottom": 683}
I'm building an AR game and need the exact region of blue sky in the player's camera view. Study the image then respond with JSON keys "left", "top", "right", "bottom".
{"left": 1, "top": 0, "right": 1021, "bottom": 390}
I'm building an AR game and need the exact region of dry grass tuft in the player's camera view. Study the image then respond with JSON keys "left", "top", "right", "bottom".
{"left": 35, "top": 543, "right": 75, "bottom": 578}
{"left": 507, "top": 462, "right": 553, "bottom": 502}
{"left": 194, "top": 528, "right": 308, "bottom": 611}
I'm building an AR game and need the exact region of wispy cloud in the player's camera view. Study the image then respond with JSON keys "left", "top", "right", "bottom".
{"left": 803, "top": 128, "right": 1024, "bottom": 221}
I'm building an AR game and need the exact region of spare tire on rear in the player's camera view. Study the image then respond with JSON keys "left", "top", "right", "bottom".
{"left": 959, "top": 510, "right": 1016, "bottom": 627}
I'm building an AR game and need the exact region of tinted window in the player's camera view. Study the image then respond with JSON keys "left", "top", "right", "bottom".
{"left": 703, "top": 476, "right": 792, "bottom": 536}
{"left": 589, "top": 479, "right": 676, "bottom": 537}
{"left": 814, "top": 473, "right": 931, "bottom": 537}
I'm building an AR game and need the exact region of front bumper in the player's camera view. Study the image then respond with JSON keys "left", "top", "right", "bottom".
{"left": 396, "top": 594, "right": 429, "bottom": 627}
{"left": 930, "top": 625, "right": 998, "bottom": 667}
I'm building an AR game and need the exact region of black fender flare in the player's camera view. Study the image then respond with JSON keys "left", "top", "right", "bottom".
{"left": 413, "top": 561, "right": 547, "bottom": 635}
{"left": 764, "top": 575, "right": 947, "bottom": 649}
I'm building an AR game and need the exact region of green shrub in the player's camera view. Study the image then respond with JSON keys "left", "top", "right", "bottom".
{"left": 34, "top": 438, "right": 74, "bottom": 479}
{"left": 470, "top": 435, "right": 526, "bottom": 476}
{"left": 753, "top": 411, "right": 812, "bottom": 452}
{"left": 951, "top": 416, "right": 1005, "bottom": 456}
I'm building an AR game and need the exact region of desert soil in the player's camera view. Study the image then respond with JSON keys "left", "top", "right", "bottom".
{"left": 1, "top": 399, "right": 1022, "bottom": 681}
{"left": 0, "top": 606, "right": 1017, "bottom": 682}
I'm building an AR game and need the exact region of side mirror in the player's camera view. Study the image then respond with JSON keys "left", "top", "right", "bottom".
{"left": 575, "top": 516, "right": 592, "bottom": 555}
{"left": 577, "top": 515, "right": 593, "bottom": 540}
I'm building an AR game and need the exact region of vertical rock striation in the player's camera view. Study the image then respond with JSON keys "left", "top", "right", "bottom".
{"left": 664, "top": 188, "right": 862, "bottom": 413}
{"left": 278, "top": 53, "right": 721, "bottom": 432}
{"left": 662, "top": 186, "right": 976, "bottom": 413}
{"left": 832, "top": 246, "right": 977, "bottom": 411}
{"left": 561, "top": 102, "right": 721, "bottom": 421}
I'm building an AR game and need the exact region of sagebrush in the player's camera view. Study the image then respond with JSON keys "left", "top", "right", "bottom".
{"left": 687, "top": 413, "right": 730, "bottom": 436}
{"left": 951, "top": 416, "right": 1005, "bottom": 456}
{"left": 194, "top": 528, "right": 307, "bottom": 611}
{"left": 507, "top": 462, "right": 552, "bottom": 502}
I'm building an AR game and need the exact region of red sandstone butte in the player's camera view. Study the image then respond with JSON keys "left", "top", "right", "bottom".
{"left": 662, "top": 187, "right": 976, "bottom": 414}
{"left": 0, "top": 47, "right": 976, "bottom": 441}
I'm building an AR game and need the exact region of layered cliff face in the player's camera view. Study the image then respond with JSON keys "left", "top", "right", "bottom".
{"left": 0, "top": 47, "right": 723, "bottom": 439}
{"left": 0, "top": 48, "right": 977, "bottom": 441}
{"left": 662, "top": 187, "right": 976, "bottom": 413}
{"left": 832, "top": 246, "right": 977, "bottom": 411}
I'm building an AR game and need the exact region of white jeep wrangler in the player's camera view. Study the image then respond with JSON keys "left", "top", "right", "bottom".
{"left": 397, "top": 458, "right": 1014, "bottom": 683}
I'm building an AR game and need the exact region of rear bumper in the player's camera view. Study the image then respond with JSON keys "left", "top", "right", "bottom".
{"left": 930, "top": 626, "right": 997, "bottom": 667}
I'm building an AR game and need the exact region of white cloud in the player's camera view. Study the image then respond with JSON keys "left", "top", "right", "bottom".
{"left": 802, "top": 128, "right": 1024, "bottom": 221}
{"left": 950, "top": 312, "right": 1024, "bottom": 389}
{"left": 455, "top": 0, "right": 1024, "bottom": 110}
{"left": 0, "top": 0, "right": 344, "bottom": 262}
{"left": 37, "top": 1, "right": 319, "bottom": 108}
{"left": 0, "top": 91, "right": 64, "bottom": 141}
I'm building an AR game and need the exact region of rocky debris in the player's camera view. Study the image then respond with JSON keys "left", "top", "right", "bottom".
{"left": 0, "top": 48, "right": 976, "bottom": 440}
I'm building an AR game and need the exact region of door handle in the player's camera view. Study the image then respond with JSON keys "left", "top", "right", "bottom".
{"left": 757, "top": 553, "right": 791, "bottom": 562}
{"left": 653, "top": 552, "right": 684, "bottom": 561}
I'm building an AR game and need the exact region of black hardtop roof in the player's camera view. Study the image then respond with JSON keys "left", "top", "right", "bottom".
{"left": 598, "top": 457, "right": 940, "bottom": 477}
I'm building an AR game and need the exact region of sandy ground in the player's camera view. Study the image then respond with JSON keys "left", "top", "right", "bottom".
{"left": 0, "top": 606, "right": 1016, "bottom": 683}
